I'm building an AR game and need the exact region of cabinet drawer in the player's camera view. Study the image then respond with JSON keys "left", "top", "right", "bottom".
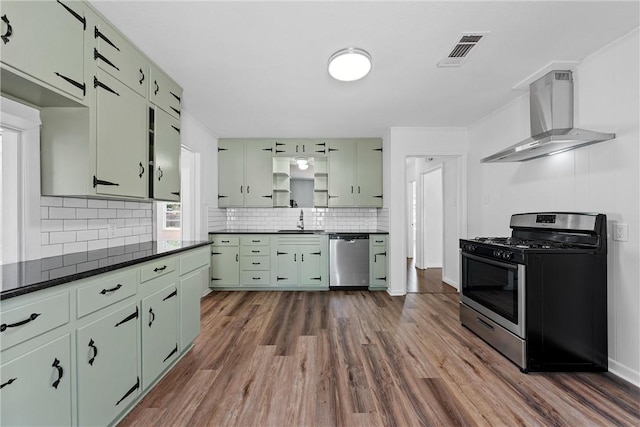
{"left": 1, "top": 293, "right": 70, "bottom": 351}
{"left": 241, "top": 256, "right": 270, "bottom": 271}
{"left": 77, "top": 271, "right": 138, "bottom": 318}
{"left": 179, "top": 247, "right": 210, "bottom": 276}
{"left": 241, "top": 236, "right": 270, "bottom": 246}
{"left": 209, "top": 236, "right": 239, "bottom": 246}
{"left": 140, "top": 258, "right": 177, "bottom": 283}
{"left": 241, "top": 271, "right": 270, "bottom": 286}
{"left": 371, "top": 236, "right": 387, "bottom": 247}
{"left": 241, "top": 246, "right": 269, "bottom": 256}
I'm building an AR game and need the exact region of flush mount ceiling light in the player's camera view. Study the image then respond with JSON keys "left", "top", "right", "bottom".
{"left": 328, "top": 47, "right": 372, "bottom": 82}
{"left": 295, "top": 157, "right": 309, "bottom": 170}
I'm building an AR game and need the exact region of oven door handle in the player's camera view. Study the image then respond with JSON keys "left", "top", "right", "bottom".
{"left": 462, "top": 252, "right": 519, "bottom": 270}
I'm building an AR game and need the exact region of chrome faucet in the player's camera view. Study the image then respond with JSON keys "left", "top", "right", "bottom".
{"left": 297, "top": 210, "right": 304, "bottom": 230}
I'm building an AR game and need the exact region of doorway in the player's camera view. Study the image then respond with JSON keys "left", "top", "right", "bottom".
{"left": 420, "top": 165, "right": 443, "bottom": 269}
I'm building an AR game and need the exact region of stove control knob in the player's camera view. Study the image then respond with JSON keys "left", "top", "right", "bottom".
{"left": 464, "top": 244, "right": 476, "bottom": 252}
{"left": 503, "top": 251, "right": 513, "bottom": 260}
{"left": 493, "top": 250, "right": 502, "bottom": 258}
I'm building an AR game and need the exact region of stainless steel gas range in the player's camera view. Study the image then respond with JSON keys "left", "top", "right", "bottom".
{"left": 460, "top": 212, "right": 608, "bottom": 373}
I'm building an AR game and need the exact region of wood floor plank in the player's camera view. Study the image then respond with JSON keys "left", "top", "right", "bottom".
{"left": 118, "top": 270, "right": 640, "bottom": 427}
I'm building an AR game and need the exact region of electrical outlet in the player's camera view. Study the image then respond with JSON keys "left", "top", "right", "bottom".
{"left": 613, "top": 223, "right": 629, "bottom": 242}
{"left": 108, "top": 223, "right": 116, "bottom": 238}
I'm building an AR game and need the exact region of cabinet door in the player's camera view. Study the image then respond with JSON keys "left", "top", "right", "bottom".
{"left": 93, "top": 17, "right": 148, "bottom": 97}
{"left": 153, "top": 108, "right": 181, "bottom": 201}
{"left": 180, "top": 268, "right": 206, "bottom": 350}
{"left": 327, "top": 140, "right": 355, "bottom": 206}
{"left": 274, "top": 246, "right": 298, "bottom": 285}
{"left": 141, "top": 285, "right": 178, "bottom": 390}
{"left": 217, "top": 140, "right": 244, "bottom": 207}
{"left": 370, "top": 241, "right": 388, "bottom": 288}
{"left": 94, "top": 71, "right": 147, "bottom": 198}
{"left": 356, "top": 140, "right": 383, "bottom": 207}
{"left": 77, "top": 303, "right": 140, "bottom": 426}
{"left": 0, "top": 0, "right": 85, "bottom": 100}
{"left": 149, "top": 65, "right": 182, "bottom": 119}
{"left": 299, "top": 246, "right": 323, "bottom": 286}
{"left": 244, "top": 140, "right": 274, "bottom": 207}
{"left": 210, "top": 246, "right": 240, "bottom": 286}
{"left": 0, "top": 334, "right": 72, "bottom": 427}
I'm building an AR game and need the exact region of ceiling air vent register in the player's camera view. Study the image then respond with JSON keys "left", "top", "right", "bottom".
{"left": 437, "top": 33, "right": 488, "bottom": 67}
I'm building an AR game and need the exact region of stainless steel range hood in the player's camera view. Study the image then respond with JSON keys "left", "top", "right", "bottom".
{"left": 481, "top": 70, "right": 615, "bottom": 163}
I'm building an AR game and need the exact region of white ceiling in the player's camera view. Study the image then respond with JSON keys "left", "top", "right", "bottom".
{"left": 90, "top": 1, "right": 639, "bottom": 138}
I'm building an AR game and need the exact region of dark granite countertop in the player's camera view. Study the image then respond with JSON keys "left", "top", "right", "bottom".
{"left": 0, "top": 240, "right": 211, "bottom": 300}
{"left": 209, "top": 229, "right": 389, "bottom": 235}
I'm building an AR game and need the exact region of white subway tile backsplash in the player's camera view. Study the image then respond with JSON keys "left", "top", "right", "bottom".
{"left": 76, "top": 208, "right": 98, "bottom": 219}
{"left": 41, "top": 196, "right": 63, "bottom": 207}
{"left": 63, "top": 241, "right": 88, "bottom": 255}
{"left": 63, "top": 219, "right": 88, "bottom": 231}
{"left": 98, "top": 209, "right": 117, "bottom": 219}
{"left": 88, "top": 240, "right": 108, "bottom": 251}
{"left": 87, "top": 199, "right": 108, "bottom": 208}
{"left": 40, "top": 196, "right": 154, "bottom": 258}
{"left": 77, "top": 230, "right": 99, "bottom": 241}
{"left": 41, "top": 244, "right": 63, "bottom": 258}
{"left": 50, "top": 231, "right": 78, "bottom": 244}
{"left": 107, "top": 200, "right": 125, "bottom": 209}
{"left": 49, "top": 207, "right": 76, "bottom": 219}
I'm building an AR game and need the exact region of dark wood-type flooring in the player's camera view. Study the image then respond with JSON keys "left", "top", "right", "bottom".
{"left": 120, "top": 262, "right": 640, "bottom": 426}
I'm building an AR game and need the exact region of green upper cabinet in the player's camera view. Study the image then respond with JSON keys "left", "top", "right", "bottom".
{"left": 355, "top": 139, "right": 383, "bottom": 206}
{"left": 149, "top": 64, "right": 182, "bottom": 120}
{"left": 328, "top": 139, "right": 383, "bottom": 207}
{"left": 218, "top": 139, "right": 273, "bottom": 207}
{"left": 217, "top": 140, "right": 245, "bottom": 207}
{"left": 327, "top": 139, "right": 356, "bottom": 206}
{"left": 273, "top": 139, "right": 329, "bottom": 156}
{"left": 0, "top": 334, "right": 72, "bottom": 427}
{"left": 0, "top": 0, "right": 86, "bottom": 101}
{"left": 152, "top": 108, "right": 181, "bottom": 201}
{"left": 93, "top": 15, "right": 148, "bottom": 97}
{"left": 94, "top": 70, "right": 148, "bottom": 198}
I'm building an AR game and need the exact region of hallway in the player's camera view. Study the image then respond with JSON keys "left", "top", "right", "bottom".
{"left": 406, "top": 258, "right": 457, "bottom": 294}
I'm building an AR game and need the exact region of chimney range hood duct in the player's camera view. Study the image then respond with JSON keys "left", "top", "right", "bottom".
{"left": 481, "top": 70, "right": 615, "bottom": 163}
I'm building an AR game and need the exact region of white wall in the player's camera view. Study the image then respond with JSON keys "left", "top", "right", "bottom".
{"left": 467, "top": 29, "right": 640, "bottom": 385}
{"left": 422, "top": 166, "right": 443, "bottom": 268}
{"left": 386, "top": 128, "right": 469, "bottom": 296}
{"left": 180, "top": 110, "right": 218, "bottom": 240}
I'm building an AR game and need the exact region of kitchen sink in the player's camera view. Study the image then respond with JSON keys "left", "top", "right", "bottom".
{"left": 277, "top": 229, "right": 324, "bottom": 233}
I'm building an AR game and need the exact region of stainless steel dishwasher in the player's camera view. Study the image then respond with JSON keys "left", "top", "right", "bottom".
{"left": 329, "top": 234, "right": 369, "bottom": 288}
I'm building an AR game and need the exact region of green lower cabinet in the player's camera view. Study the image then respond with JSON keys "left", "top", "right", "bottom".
{"left": 77, "top": 302, "right": 140, "bottom": 426}
{"left": 299, "top": 246, "right": 324, "bottom": 286}
{"left": 273, "top": 245, "right": 298, "bottom": 285}
{"left": 179, "top": 269, "right": 206, "bottom": 350}
{"left": 210, "top": 246, "right": 240, "bottom": 287}
{"left": 141, "top": 285, "right": 179, "bottom": 390}
{"left": 0, "top": 334, "right": 72, "bottom": 427}
{"left": 369, "top": 236, "right": 388, "bottom": 290}
{"left": 272, "top": 236, "right": 328, "bottom": 289}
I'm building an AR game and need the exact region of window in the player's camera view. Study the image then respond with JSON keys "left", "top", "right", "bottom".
{"left": 1, "top": 97, "right": 42, "bottom": 264}
{"left": 163, "top": 203, "right": 181, "bottom": 230}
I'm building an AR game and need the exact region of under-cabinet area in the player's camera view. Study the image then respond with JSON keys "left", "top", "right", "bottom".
{"left": 1, "top": 0, "right": 182, "bottom": 202}
{"left": 209, "top": 232, "right": 388, "bottom": 291}
{"left": 217, "top": 138, "right": 383, "bottom": 208}
{"left": 0, "top": 243, "right": 210, "bottom": 427}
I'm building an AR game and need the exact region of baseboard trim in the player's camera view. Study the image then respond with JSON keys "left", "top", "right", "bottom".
{"left": 386, "top": 289, "right": 406, "bottom": 297}
{"left": 442, "top": 276, "right": 459, "bottom": 290}
{"left": 608, "top": 358, "right": 640, "bottom": 387}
